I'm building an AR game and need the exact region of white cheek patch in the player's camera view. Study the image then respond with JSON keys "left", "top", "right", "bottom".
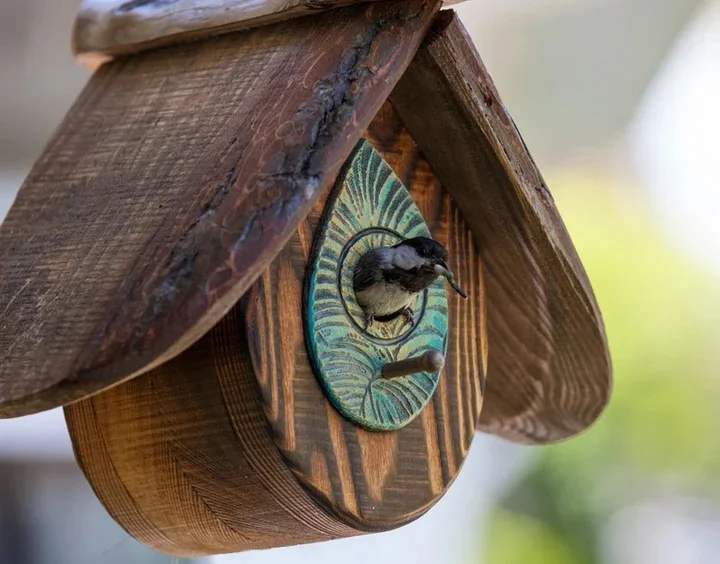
{"left": 375, "top": 247, "right": 395, "bottom": 268}
{"left": 392, "top": 245, "right": 422, "bottom": 270}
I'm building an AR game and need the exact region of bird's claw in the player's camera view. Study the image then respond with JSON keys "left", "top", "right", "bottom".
{"left": 402, "top": 308, "right": 415, "bottom": 327}
{"left": 363, "top": 312, "right": 374, "bottom": 329}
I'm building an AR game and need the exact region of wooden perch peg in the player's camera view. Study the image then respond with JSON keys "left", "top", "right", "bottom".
{"left": 73, "top": 0, "right": 468, "bottom": 68}
{"left": 382, "top": 350, "right": 446, "bottom": 379}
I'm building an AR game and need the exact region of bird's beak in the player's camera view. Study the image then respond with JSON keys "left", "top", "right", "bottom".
{"left": 433, "top": 264, "right": 469, "bottom": 299}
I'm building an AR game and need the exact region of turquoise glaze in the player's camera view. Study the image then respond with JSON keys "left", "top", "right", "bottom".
{"left": 305, "top": 139, "right": 449, "bottom": 432}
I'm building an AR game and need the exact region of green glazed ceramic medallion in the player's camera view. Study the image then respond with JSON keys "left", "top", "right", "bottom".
{"left": 305, "top": 139, "right": 449, "bottom": 432}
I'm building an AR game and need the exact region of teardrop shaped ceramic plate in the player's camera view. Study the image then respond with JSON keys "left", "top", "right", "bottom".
{"left": 305, "top": 139, "right": 449, "bottom": 432}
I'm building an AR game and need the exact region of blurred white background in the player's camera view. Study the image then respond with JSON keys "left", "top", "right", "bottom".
{"left": 1, "top": 1, "right": 719, "bottom": 563}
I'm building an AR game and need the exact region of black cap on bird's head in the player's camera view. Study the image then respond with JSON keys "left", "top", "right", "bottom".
{"left": 393, "top": 237, "right": 468, "bottom": 299}
{"left": 393, "top": 236, "right": 448, "bottom": 262}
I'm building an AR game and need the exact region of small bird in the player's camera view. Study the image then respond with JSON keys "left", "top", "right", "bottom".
{"left": 353, "top": 236, "right": 468, "bottom": 328}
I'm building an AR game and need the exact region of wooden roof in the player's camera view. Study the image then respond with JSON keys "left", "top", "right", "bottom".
{"left": 0, "top": 4, "right": 610, "bottom": 444}
{"left": 72, "top": 0, "right": 468, "bottom": 68}
{"left": 0, "top": 0, "right": 440, "bottom": 417}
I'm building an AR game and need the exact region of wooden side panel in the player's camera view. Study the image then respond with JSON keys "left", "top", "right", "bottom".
{"left": 65, "top": 307, "right": 358, "bottom": 557}
{"left": 245, "top": 101, "right": 487, "bottom": 529}
{"left": 0, "top": 0, "right": 440, "bottom": 418}
{"left": 390, "top": 12, "right": 612, "bottom": 444}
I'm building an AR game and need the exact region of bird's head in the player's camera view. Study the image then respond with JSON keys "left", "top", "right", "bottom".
{"left": 391, "top": 237, "right": 468, "bottom": 299}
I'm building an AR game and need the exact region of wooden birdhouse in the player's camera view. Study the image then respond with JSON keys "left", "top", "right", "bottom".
{"left": 0, "top": 0, "right": 611, "bottom": 557}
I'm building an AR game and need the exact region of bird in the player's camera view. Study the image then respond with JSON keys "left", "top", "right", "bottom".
{"left": 352, "top": 236, "right": 468, "bottom": 329}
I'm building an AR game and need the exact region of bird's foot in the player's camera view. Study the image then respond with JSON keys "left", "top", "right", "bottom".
{"left": 402, "top": 307, "right": 415, "bottom": 327}
{"left": 363, "top": 312, "right": 374, "bottom": 329}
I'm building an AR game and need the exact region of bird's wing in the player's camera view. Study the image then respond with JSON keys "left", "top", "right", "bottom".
{"left": 353, "top": 251, "right": 383, "bottom": 293}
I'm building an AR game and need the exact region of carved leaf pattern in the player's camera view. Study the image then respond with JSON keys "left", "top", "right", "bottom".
{"left": 306, "top": 139, "right": 449, "bottom": 431}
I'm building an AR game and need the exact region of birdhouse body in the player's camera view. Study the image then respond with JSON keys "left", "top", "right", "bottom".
{"left": 66, "top": 101, "right": 486, "bottom": 554}
{"left": 0, "top": 0, "right": 611, "bottom": 557}
{"left": 244, "top": 101, "right": 486, "bottom": 528}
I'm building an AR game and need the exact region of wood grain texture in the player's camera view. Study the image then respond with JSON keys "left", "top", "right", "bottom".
{"left": 245, "top": 100, "right": 487, "bottom": 529}
{"left": 64, "top": 102, "right": 486, "bottom": 555}
{"left": 65, "top": 306, "right": 360, "bottom": 557}
{"left": 73, "top": 0, "right": 467, "bottom": 69}
{"left": 0, "top": 0, "right": 440, "bottom": 419}
{"left": 390, "top": 11, "right": 612, "bottom": 444}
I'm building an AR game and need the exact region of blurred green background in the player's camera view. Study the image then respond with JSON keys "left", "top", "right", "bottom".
{"left": 485, "top": 170, "right": 720, "bottom": 563}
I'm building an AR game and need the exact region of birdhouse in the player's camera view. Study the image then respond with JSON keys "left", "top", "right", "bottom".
{"left": 0, "top": 0, "right": 611, "bottom": 557}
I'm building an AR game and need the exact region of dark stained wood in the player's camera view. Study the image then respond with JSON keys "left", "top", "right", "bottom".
{"left": 73, "top": 0, "right": 471, "bottom": 69}
{"left": 64, "top": 102, "right": 487, "bottom": 555}
{"left": 0, "top": 0, "right": 441, "bottom": 418}
{"left": 390, "top": 11, "right": 612, "bottom": 444}
{"left": 74, "top": 0, "right": 382, "bottom": 68}
{"left": 244, "top": 100, "right": 487, "bottom": 529}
